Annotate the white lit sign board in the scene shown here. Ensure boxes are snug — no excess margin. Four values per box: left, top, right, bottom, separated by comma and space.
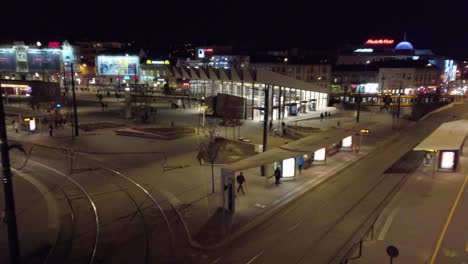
354, 48, 374, 53
198, 49, 205, 59
29, 119, 36, 132
282, 158, 295, 178
440, 151, 455, 170
314, 148, 326, 161
342, 136, 352, 148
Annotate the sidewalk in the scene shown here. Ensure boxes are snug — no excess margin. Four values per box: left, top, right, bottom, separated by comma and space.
169, 112, 402, 248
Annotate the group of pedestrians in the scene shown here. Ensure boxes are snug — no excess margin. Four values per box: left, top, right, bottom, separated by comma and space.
49, 114, 67, 137
320, 111, 332, 121
267, 120, 288, 136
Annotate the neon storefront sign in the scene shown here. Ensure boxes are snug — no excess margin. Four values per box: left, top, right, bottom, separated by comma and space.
365, 39, 395, 45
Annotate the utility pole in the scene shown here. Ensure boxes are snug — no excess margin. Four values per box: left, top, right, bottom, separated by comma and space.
397, 81, 402, 119
381, 74, 385, 95
356, 87, 361, 123
0, 78, 21, 264
261, 85, 269, 176
70, 63, 79, 136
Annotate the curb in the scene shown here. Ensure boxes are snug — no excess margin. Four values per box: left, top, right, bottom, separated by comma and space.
173, 130, 402, 250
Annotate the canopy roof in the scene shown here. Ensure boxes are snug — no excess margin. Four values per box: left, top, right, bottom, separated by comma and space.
227, 122, 374, 172
164, 66, 328, 93
413, 120, 468, 151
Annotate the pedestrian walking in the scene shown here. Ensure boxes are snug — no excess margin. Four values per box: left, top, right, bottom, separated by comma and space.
297, 156, 304, 174
274, 166, 282, 185
353, 143, 360, 156
101, 101, 105, 111
236, 172, 246, 195
281, 121, 286, 135
48, 124, 54, 137
269, 120, 273, 132
13, 120, 18, 133
320, 113, 324, 121
328, 112, 332, 119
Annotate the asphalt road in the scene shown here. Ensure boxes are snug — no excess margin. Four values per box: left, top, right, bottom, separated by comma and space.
198, 104, 468, 264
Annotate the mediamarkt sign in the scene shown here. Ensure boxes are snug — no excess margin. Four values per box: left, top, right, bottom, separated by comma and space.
365, 39, 395, 45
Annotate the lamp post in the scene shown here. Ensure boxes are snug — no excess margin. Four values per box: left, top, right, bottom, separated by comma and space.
70, 63, 79, 136
397, 81, 402, 119
356, 60, 371, 123
0, 78, 21, 264
261, 85, 269, 176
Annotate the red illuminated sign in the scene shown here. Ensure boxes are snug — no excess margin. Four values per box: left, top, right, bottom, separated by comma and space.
365, 39, 395, 45
204, 48, 213, 52
48, 42, 61, 48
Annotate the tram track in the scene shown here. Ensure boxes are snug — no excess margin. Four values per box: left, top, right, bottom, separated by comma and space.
10, 143, 180, 264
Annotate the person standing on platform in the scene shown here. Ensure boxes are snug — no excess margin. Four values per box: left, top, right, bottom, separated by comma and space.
236, 172, 246, 195
297, 156, 304, 174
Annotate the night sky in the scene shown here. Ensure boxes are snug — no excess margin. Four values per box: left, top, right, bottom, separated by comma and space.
3, 0, 468, 58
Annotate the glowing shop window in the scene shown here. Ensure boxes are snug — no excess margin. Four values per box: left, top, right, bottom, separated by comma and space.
282, 158, 295, 178
440, 151, 455, 169
342, 136, 352, 148
314, 148, 326, 161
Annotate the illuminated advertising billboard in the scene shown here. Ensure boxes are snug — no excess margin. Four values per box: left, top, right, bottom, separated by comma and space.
27, 49, 61, 72
282, 158, 296, 178
97, 55, 139, 76
440, 151, 456, 170
342, 136, 353, 148
444, 60, 457, 83
0, 49, 17, 72
314, 148, 326, 161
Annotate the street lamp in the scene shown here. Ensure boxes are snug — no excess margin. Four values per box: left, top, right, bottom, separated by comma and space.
356, 61, 371, 123
0, 78, 21, 264
397, 81, 403, 119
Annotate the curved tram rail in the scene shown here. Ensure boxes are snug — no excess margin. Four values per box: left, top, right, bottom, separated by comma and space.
12, 143, 178, 264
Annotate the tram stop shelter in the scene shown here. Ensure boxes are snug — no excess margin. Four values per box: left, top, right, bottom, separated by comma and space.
220, 122, 374, 213
413, 119, 468, 172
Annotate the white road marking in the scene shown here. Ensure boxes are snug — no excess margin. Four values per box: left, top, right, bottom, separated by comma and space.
245, 251, 264, 264
211, 256, 224, 263
378, 206, 400, 240
288, 220, 303, 232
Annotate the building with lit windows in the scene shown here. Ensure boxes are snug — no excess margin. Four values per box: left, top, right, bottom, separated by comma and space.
250, 55, 332, 91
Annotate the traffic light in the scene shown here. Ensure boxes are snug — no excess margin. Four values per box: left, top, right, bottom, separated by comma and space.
56, 103, 62, 108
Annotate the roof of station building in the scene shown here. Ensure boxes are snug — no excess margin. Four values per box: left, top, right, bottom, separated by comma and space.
164, 66, 329, 93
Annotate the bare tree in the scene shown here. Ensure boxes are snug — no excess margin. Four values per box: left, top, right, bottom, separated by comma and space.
197, 121, 219, 193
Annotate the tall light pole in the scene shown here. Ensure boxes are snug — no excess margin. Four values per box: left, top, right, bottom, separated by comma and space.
397, 80, 403, 119
261, 85, 269, 176
0, 78, 21, 264
70, 63, 79, 136
357, 60, 371, 123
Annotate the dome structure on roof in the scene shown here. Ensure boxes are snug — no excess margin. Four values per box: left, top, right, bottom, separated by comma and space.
395, 41, 414, 50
